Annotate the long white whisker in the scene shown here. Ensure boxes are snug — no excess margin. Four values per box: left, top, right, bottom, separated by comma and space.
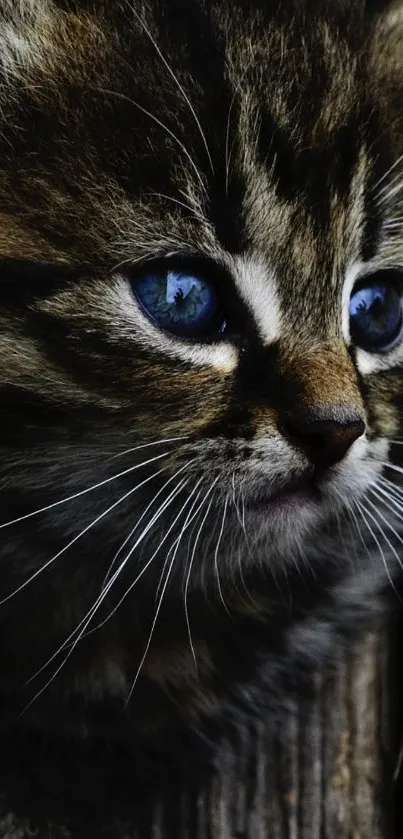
373, 152, 403, 190
125, 0, 214, 177
383, 221, 403, 231
125, 488, 204, 705
102, 457, 197, 588
359, 498, 403, 595
214, 495, 232, 618
25, 473, 192, 691
108, 435, 187, 460
355, 499, 400, 598
83, 477, 192, 636
377, 168, 403, 198
124, 485, 223, 706
345, 499, 369, 564
378, 477, 403, 500
144, 191, 205, 225
331, 488, 356, 568
154, 478, 204, 600
225, 89, 238, 197
378, 178, 403, 205
231, 474, 255, 603
378, 474, 403, 490
366, 491, 403, 564
96, 86, 206, 194
0, 449, 172, 531
372, 482, 403, 516
378, 461, 403, 481
0, 456, 171, 607
184, 480, 219, 677
231, 472, 245, 534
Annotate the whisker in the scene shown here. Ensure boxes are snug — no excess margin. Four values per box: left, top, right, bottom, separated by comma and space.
331, 488, 356, 568
125, 486, 205, 705
102, 457, 197, 588
231, 474, 255, 604
379, 461, 403, 480
359, 496, 403, 587
155, 478, 203, 600
377, 169, 403, 199
373, 482, 403, 515
378, 178, 403, 206
96, 86, 207, 195
0, 459, 170, 607
378, 474, 403, 490
373, 152, 403, 190
366, 489, 403, 548
108, 435, 187, 461
25, 473, 193, 693
367, 490, 403, 561
225, 87, 239, 197
345, 499, 370, 564
96, 483, 209, 637
125, 0, 214, 177
214, 495, 232, 618
144, 191, 205, 225
355, 499, 401, 599
383, 222, 403, 231
231, 472, 246, 537
0, 449, 172, 531
126, 486, 223, 702
184, 479, 219, 677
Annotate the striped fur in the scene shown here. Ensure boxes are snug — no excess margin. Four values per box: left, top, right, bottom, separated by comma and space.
0, 1, 402, 831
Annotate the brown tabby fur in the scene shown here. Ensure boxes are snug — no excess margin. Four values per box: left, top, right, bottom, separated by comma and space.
0, 0, 402, 835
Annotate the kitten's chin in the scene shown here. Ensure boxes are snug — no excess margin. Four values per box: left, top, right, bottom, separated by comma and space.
243, 486, 324, 544
241, 469, 366, 545
244, 476, 321, 513
242, 468, 326, 528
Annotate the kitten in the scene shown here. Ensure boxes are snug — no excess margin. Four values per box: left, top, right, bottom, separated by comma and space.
0, 0, 402, 794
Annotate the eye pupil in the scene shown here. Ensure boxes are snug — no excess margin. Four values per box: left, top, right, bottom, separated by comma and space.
174, 288, 184, 306
131, 265, 226, 338
349, 272, 402, 352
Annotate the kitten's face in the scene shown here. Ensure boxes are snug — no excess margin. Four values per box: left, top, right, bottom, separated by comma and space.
0, 0, 402, 721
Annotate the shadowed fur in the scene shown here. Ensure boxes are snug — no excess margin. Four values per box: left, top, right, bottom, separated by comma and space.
0, 0, 403, 832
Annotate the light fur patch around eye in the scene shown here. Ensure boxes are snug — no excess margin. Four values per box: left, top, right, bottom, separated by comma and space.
107, 276, 238, 371
355, 343, 403, 375
341, 260, 364, 346
228, 254, 281, 344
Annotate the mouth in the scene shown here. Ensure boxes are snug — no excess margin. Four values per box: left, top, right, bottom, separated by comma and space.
245, 472, 322, 512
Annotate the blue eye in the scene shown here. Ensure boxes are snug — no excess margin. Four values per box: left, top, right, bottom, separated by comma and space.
131, 268, 225, 338
349, 273, 403, 352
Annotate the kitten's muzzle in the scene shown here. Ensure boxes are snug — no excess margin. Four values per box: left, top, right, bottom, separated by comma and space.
281, 414, 365, 471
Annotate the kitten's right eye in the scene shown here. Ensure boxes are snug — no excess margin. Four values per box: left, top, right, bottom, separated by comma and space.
349, 270, 403, 352
130, 266, 226, 339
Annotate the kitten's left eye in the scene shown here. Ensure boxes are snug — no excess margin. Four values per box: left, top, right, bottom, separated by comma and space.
349, 271, 403, 352
131, 268, 226, 338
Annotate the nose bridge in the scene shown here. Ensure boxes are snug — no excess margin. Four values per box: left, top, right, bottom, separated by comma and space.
277, 344, 366, 470
282, 344, 364, 418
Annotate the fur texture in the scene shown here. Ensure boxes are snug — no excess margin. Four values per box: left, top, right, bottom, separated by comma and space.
0, 0, 403, 832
